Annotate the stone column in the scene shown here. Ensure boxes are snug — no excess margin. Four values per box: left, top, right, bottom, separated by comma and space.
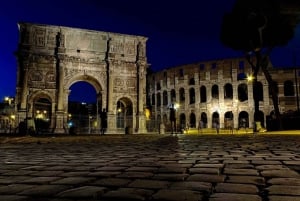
136, 63, 147, 133
17, 66, 29, 124
54, 60, 65, 134
20, 68, 29, 111
106, 66, 116, 134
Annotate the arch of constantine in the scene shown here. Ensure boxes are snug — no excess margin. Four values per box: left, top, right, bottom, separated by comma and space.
15, 22, 148, 134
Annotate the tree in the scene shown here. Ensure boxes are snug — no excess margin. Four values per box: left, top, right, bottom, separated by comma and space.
220, 0, 299, 130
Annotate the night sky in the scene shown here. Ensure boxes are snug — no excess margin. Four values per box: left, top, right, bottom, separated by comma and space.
1, 0, 300, 103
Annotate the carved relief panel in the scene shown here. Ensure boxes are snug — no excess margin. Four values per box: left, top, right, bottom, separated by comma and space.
113, 77, 136, 93
33, 27, 46, 47
28, 67, 57, 89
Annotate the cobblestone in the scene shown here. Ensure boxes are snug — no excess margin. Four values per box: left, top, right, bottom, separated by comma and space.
0, 134, 299, 200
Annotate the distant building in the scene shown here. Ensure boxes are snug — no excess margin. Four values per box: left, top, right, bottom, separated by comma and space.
147, 57, 300, 132
0, 97, 16, 133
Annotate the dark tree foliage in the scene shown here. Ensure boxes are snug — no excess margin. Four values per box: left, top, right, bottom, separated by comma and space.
221, 0, 295, 52
220, 0, 299, 130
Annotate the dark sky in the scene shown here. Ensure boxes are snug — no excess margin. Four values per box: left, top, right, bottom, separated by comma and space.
1, 0, 300, 103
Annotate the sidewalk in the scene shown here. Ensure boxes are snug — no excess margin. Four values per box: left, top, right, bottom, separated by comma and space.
184, 128, 300, 135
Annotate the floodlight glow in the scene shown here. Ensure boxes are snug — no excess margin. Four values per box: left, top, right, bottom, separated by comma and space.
247, 75, 254, 82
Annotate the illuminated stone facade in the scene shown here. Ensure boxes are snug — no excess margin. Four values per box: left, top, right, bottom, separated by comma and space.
15, 22, 148, 134
148, 57, 299, 131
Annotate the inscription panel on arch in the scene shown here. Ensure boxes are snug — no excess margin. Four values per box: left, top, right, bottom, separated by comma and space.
113, 77, 136, 93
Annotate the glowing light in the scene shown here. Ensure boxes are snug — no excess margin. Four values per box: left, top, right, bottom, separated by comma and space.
247, 74, 254, 82
145, 108, 150, 120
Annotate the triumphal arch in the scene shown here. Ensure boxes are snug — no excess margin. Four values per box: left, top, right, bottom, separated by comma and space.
15, 22, 148, 134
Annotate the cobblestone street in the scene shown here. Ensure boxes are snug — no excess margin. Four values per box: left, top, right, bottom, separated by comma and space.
0, 134, 299, 201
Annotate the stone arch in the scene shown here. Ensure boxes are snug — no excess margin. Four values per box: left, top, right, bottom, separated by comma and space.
212, 85, 219, 99
238, 111, 249, 128
238, 83, 248, 102
224, 111, 233, 129
116, 97, 133, 131
189, 112, 196, 128
189, 88, 195, 104
200, 112, 207, 128
16, 23, 148, 134
30, 91, 54, 132
179, 113, 186, 131
200, 86, 207, 103
66, 74, 103, 96
254, 110, 265, 128
212, 112, 219, 128
224, 83, 233, 99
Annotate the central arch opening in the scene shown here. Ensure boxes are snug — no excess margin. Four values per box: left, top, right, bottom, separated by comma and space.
68, 81, 102, 134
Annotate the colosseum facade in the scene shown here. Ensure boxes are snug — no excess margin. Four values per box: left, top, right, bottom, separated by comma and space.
147, 57, 299, 133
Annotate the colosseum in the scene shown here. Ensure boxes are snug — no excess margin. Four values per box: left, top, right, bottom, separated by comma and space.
147, 57, 299, 133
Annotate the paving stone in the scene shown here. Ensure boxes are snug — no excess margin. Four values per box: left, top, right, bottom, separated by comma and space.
51, 177, 95, 185
255, 165, 289, 170
125, 166, 158, 172
152, 173, 189, 181
102, 187, 154, 201
92, 178, 132, 187
187, 174, 226, 183
169, 181, 212, 192
261, 169, 299, 178
267, 178, 300, 185
227, 175, 265, 185
267, 185, 300, 196
151, 189, 203, 201
158, 167, 187, 173
44, 166, 74, 171
21, 165, 47, 170
0, 195, 29, 201
2, 170, 37, 176
283, 161, 300, 166
193, 163, 224, 168
224, 164, 254, 169
223, 160, 250, 164
57, 185, 107, 198
60, 171, 91, 177
251, 160, 282, 165
88, 170, 122, 177
20, 176, 61, 184
128, 179, 170, 189
116, 171, 154, 179
209, 193, 262, 201
95, 166, 128, 171
0, 176, 32, 184
268, 195, 300, 201
30, 170, 64, 177
18, 184, 70, 197
189, 167, 221, 174
224, 168, 259, 176
214, 183, 259, 194
0, 184, 35, 194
